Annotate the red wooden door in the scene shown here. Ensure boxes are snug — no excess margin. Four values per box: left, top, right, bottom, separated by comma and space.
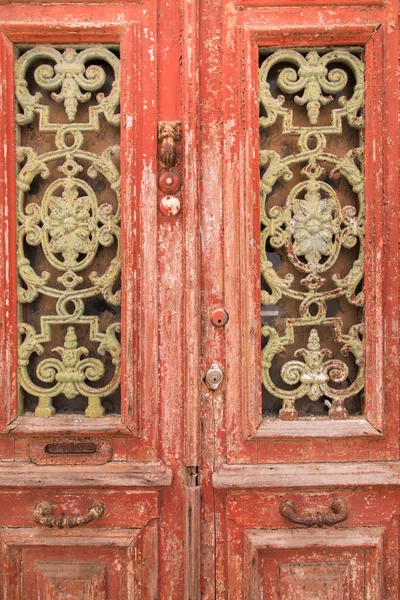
202, 0, 400, 598
0, 2, 187, 598
0, 0, 398, 598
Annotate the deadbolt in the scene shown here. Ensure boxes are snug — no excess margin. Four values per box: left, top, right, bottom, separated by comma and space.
205, 363, 224, 391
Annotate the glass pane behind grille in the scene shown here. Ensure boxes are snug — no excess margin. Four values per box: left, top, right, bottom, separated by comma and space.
259, 48, 365, 421
15, 45, 121, 417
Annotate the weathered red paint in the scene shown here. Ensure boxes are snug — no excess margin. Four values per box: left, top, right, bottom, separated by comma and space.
201, 0, 399, 598
0, 0, 396, 598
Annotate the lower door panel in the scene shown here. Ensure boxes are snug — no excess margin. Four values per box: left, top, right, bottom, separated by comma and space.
223, 489, 399, 599
1, 524, 158, 599
244, 528, 384, 599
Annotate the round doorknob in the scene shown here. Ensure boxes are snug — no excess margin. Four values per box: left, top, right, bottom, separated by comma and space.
160, 195, 181, 217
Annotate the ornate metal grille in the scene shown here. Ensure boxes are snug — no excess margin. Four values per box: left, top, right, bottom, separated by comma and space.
15, 45, 121, 418
259, 48, 365, 421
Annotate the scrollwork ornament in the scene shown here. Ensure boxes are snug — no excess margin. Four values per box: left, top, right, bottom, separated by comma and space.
259, 48, 365, 420
259, 48, 364, 130
15, 45, 122, 418
15, 45, 120, 125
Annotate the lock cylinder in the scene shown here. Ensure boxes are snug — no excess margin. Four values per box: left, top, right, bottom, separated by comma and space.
205, 363, 224, 391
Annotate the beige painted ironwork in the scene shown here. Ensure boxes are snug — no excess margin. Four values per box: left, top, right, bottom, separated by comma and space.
15, 45, 121, 417
259, 48, 365, 421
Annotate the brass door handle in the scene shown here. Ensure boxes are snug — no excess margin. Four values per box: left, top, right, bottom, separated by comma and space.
33, 500, 105, 528
279, 498, 348, 528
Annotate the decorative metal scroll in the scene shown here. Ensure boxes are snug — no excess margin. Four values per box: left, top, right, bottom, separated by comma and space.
15, 46, 121, 417
259, 49, 365, 420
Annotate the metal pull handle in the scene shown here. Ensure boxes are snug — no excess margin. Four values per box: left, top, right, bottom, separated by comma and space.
158, 121, 181, 168
279, 498, 348, 528
33, 500, 105, 529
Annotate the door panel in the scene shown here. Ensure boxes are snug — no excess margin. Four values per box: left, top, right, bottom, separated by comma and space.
0, 16, 158, 442
1, 524, 158, 599
244, 529, 384, 599
225, 491, 399, 598
220, 18, 393, 461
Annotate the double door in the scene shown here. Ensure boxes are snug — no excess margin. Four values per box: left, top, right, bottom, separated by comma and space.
0, 0, 398, 597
